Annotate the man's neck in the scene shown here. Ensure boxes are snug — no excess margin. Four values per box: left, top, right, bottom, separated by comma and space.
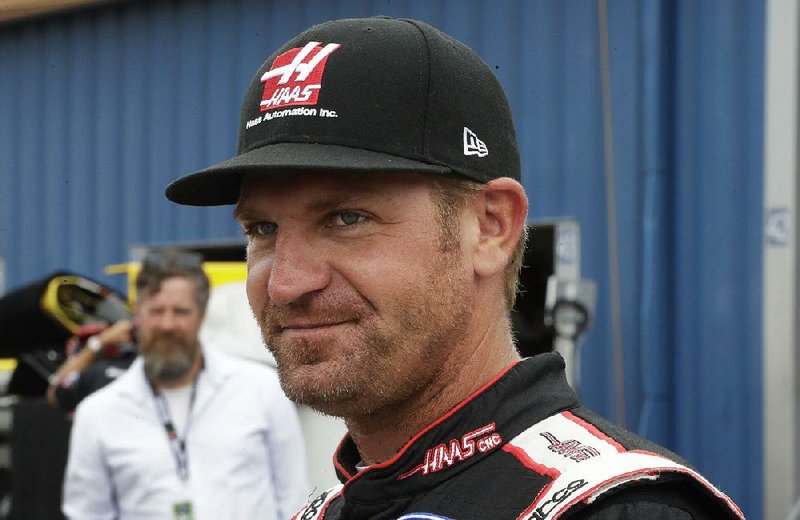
347, 335, 520, 466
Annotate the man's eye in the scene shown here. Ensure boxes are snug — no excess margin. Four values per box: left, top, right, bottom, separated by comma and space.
250, 222, 277, 236
333, 212, 365, 226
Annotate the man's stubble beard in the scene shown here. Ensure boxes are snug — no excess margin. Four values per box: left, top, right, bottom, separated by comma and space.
261, 247, 473, 420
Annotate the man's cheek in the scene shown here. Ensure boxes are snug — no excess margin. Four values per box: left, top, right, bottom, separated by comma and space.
245, 269, 269, 313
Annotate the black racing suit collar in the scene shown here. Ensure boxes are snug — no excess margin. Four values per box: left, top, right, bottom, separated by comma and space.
331, 353, 578, 515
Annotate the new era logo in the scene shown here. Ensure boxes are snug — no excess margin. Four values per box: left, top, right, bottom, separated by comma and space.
260, 41, 341, 112
463, 127, 488, 157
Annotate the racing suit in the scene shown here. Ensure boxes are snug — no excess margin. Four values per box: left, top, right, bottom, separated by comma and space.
293, 353, 743, 520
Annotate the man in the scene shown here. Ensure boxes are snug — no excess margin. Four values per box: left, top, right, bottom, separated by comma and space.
62, 250, 309, 519
46, 319, 137, 414
165, 17, 743, 519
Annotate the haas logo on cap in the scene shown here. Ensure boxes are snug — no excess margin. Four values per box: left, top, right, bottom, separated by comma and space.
260, 42, 341, 112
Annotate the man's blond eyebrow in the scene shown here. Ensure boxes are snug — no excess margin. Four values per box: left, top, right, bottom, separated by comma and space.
306, 189, 384, 213
232, 204, 256, 223
233, 184, 386, 221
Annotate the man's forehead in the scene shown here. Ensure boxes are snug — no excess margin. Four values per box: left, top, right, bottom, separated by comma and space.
235, 171, 432, 216
139, 277, 195, 299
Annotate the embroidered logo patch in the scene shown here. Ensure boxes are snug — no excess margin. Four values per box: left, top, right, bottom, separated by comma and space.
540, 431, 600, 462
463, 127, 488, 157
399, 423, 502, 479
260, 42, 341, 112
291, 485, 342, 520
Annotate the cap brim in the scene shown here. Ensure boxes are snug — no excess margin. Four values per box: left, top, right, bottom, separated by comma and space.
165, 142, 453, 206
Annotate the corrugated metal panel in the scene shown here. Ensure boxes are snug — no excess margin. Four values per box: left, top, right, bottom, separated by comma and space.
672, 0, 764, 513
0, 0, 763, 516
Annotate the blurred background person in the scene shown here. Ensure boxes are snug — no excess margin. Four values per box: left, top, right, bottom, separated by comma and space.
46, 319, 137, 414
62, 249, 309, 519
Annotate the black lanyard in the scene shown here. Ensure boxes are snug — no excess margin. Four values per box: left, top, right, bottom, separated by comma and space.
151, 380, 199, 482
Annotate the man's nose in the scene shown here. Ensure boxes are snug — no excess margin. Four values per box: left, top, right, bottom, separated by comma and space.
267, 233, 331, 305
157, 311, 179, 331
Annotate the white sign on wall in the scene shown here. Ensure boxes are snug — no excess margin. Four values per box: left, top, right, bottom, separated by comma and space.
765, 207, 791, 247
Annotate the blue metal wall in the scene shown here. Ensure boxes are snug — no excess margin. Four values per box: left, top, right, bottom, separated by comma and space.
0, 0, 764, 516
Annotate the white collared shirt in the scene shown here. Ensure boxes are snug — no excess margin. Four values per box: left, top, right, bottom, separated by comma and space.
62, 347, 309, 520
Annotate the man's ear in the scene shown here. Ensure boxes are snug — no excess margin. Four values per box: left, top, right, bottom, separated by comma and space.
471, 178, 528, 278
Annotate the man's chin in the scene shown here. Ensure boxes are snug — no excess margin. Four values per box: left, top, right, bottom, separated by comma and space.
143, 344, 198, 385
276, 364, 362, 416
145, 359, 193, 385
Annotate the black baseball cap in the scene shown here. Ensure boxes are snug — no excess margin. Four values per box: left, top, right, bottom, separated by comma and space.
165, 16, 520, 206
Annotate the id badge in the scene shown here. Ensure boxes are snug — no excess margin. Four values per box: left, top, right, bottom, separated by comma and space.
173, 501, 194, 520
